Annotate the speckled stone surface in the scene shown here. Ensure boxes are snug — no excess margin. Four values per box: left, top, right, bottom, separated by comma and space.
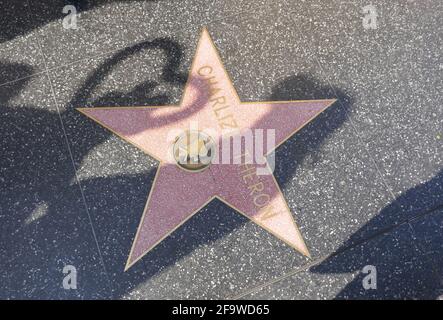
1, 0, 441, 299
0, 1, 44, 84
0, 71, 109, 299
272, 0, 443, 215
28, 0, 269, 69
242, 209, 443, 299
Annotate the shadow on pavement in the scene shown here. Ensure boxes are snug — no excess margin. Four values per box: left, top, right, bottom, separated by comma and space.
311, 169, 443, 299
0, 37, 351, 298
1, 0, 158, 44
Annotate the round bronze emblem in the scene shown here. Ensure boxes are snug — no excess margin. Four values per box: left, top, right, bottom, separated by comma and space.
173, 130, 215, 172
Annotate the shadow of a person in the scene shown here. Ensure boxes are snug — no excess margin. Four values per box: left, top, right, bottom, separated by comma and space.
1, 53, 352, 298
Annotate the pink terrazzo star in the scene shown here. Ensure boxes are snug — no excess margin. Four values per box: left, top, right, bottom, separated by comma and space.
78, 28, 336, 270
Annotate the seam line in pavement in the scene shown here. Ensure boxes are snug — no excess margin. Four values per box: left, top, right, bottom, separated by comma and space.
25, 0, 113, 298
231, 202, 443, 299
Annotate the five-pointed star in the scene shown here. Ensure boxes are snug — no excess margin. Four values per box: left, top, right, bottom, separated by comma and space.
77, 28, 336, 270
